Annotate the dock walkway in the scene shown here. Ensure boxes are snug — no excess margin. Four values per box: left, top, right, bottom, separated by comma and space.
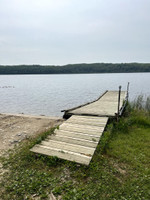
31, 90, 127, 165
64, 90, 126, 117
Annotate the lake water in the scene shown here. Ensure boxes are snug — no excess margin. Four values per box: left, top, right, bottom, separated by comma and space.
0, 73, 150, 117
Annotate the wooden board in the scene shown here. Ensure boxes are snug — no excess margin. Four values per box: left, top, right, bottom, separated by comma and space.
31, 145, 92, 165
66, 115, 107, 126
54, 130, 100, 141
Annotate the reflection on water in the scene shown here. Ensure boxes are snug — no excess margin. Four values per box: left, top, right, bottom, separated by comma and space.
0, 73, 150, 116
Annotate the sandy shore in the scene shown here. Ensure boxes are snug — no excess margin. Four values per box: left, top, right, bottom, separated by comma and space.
0, 113, 63, 156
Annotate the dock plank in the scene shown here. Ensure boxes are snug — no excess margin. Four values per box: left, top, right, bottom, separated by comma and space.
60, 123, 104, 131
58, 125, 104, 136
41, 140, 95, 155
66, 116, 108, 126
31, 145, 91, 165
68, 115, 108, 122
54, 130, 100, 141
47, 135, 98, 148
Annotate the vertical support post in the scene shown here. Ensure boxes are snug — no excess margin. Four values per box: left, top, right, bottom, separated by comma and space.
117, 86, 122, 121
127, 82, 130, 101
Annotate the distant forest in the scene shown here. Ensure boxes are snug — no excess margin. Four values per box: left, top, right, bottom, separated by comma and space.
0, 63, 150, 74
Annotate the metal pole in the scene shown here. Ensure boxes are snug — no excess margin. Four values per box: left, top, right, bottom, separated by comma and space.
127, 82, 130, 101
117, 86, 121, 121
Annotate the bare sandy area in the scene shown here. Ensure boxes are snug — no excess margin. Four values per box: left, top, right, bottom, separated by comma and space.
0, 113, 63, 156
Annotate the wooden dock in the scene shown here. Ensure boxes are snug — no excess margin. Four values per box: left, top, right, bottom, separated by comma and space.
31, 90, 127, 165
63, 90, 126, 118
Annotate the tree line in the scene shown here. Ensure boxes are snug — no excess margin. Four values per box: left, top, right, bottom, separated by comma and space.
0, 63, 150, 74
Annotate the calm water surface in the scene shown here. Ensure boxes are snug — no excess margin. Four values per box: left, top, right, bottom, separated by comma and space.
0, 73, 150, 117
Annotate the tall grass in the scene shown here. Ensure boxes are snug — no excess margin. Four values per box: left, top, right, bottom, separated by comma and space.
131, 95, 150, 113
145, 96, 150, 112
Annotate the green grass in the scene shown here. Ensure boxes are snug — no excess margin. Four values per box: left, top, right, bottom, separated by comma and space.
0, 103, 150, 200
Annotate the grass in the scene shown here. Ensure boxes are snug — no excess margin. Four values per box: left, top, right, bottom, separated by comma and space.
0, 100, 150, 200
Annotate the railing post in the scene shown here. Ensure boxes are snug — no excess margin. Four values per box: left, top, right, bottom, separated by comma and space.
127, 82, 130, 101
117, 86, 122, 121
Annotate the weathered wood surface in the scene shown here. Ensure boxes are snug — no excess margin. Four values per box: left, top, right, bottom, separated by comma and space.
65, 91, 126, 117
31, 115, 108, 165
31, 90, 127, 165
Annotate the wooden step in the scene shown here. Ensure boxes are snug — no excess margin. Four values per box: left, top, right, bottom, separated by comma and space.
31, 144, 91, 165
54, 129, 100, 142
41, 140, 95, 156
47, 135, 98, 148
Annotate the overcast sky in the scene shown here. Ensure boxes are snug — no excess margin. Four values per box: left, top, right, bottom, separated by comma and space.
0, 0, 150, 65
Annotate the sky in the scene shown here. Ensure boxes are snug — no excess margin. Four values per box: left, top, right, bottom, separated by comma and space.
0, 0, 150, 65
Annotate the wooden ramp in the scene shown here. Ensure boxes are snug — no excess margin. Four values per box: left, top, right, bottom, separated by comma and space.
31, 115, 108, 165
31, 90, 127, 165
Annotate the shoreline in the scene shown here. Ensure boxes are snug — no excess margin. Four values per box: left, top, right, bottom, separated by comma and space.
0, 112, 61, 120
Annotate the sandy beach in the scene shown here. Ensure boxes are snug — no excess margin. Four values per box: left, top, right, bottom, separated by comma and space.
0, 113, 63, 156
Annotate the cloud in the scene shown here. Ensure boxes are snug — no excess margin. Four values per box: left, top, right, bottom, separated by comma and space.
0, 0, 150, 64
